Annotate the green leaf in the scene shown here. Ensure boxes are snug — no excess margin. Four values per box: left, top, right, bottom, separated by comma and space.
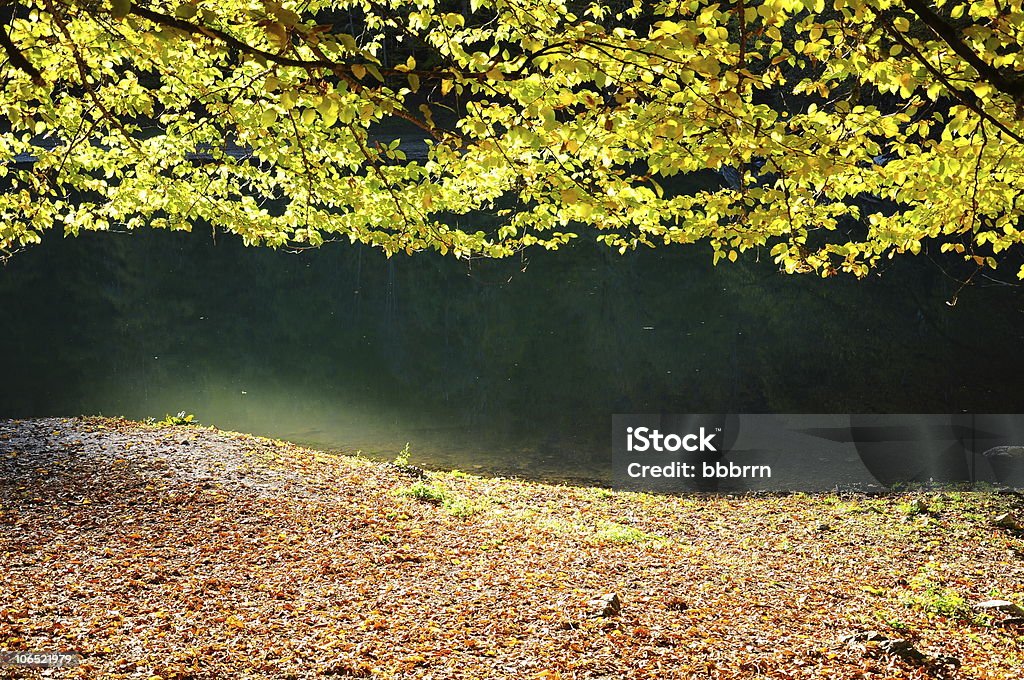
109, 0, 131, 19
174, 3, 197, 19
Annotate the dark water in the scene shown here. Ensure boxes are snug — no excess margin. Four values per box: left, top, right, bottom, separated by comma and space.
2, 227, 1024, 483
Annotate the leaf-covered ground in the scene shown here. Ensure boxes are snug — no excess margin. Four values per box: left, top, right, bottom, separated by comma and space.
1, 417, 1022, 679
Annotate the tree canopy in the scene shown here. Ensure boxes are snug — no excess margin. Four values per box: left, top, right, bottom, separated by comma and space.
4, 0, 1024, 277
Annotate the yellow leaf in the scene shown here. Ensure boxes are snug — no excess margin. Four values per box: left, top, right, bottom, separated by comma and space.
972, 82, 994, 98
317, 97, 338, 127
351, 64, 367, 80
265, 23, 288, 49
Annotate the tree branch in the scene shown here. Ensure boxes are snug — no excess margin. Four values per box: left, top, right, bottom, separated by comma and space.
0, 17, 43, 85
48, 1, 144, 153
128, 5, 477, 84
902, 0, 1024, 102
130, 5, 332, 71
880, 15, 1024, 144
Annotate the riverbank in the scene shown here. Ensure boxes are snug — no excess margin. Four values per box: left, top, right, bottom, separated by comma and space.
1, 417, 1022, 679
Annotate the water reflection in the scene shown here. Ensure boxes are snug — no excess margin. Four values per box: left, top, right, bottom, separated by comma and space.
2, 228, 1023, 484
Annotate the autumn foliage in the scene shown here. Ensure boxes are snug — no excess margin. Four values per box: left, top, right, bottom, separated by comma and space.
3, 1, 1024, 277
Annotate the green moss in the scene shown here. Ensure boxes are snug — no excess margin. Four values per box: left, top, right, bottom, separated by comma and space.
591, 521, 663, 545
397, 480, 451, 505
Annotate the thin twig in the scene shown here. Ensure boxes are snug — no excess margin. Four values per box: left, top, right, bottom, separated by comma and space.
880, 14, 1024, 144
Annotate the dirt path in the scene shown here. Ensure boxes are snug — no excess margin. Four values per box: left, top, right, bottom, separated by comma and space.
1, 417, 1022, 679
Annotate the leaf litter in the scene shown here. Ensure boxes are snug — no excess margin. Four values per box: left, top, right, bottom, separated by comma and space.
1, 417, 1022, 679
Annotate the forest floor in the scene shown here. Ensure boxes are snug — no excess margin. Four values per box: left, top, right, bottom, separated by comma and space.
1, 417, 1022, 680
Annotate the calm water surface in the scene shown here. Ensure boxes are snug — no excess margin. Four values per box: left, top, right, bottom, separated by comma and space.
3, 228, 1024, 483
